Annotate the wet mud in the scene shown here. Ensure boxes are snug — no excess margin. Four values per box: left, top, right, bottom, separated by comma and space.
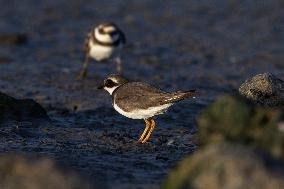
0, 0, 284, 188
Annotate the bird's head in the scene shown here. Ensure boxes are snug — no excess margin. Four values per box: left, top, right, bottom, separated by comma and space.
94, 22, 121, 43
98, 74, 128, 95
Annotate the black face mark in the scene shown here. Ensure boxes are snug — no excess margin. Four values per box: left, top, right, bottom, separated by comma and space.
109, 31, 119, 37
104, 79, 117, 88
98, 25, 118, 35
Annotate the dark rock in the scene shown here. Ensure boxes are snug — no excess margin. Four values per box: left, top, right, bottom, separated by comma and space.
0, 91, 49, 124
0, 34, 28, 45
0, 57, 12, 64
197, 95, 284, 161
162, 143, 284, 189
239, 73, 284, 106
0, 154, 93, 189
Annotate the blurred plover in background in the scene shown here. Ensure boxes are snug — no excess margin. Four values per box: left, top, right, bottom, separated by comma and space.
77, 22, 126, 79
98, 74, 198, 144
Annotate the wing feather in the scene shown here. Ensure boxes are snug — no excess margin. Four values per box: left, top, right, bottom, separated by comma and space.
113, 82, 169, 111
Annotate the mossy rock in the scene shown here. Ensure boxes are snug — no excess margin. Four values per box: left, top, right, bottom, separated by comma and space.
0, 92, 49, 124
162, 143, 284, 189
0, 154, 93, 189
197, 95, 284, 161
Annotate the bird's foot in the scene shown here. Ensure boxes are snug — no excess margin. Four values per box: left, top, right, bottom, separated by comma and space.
76, 71, 87, 80
137, 119, 156, 144
137, 138, 148, 144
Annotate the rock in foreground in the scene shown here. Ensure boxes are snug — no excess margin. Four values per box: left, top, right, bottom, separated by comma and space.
0, 155, 93, 189
197, 95, 284, 161
162, 143, 284, 189
239, 73, 284, 106
0, 91, 49, 124
0, 34, 27, 45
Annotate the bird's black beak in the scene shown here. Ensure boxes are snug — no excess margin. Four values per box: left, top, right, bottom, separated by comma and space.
110, 31, 118, 37
97, 84, 104, 89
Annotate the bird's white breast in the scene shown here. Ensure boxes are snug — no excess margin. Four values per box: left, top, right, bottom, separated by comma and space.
89, 41, 115, 61
113, 102, 173, 119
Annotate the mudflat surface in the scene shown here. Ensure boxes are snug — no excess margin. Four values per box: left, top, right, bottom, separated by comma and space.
0, 0, 284, 188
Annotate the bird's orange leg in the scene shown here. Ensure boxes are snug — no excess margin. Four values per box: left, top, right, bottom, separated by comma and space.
114, 57, 122, 74
141, 119, 156, 144
138, 119, 150, 143
77, 54, 90, 80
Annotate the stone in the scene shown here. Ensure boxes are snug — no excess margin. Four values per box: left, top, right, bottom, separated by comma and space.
239, 73, 284, 106
162, 143, 284, 189
0, 34, 27, 45
0, 91, 49, 124
197, 95, 284, 161
0, 155, 93, 189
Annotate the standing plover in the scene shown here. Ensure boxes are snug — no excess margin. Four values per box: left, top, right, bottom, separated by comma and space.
98, 74, 198, 144
77, 22, 126, 79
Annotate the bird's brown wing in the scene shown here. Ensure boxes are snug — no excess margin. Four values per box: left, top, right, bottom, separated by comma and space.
114, 83, 198, 112
113, 82, 170, 112
163, 90, 198, 103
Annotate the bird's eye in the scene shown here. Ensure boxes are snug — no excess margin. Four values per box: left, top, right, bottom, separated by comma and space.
98, 27, 104, 34
105, 79, 116, 87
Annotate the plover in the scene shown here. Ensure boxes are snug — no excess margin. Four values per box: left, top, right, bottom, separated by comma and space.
98, 74, 198, 144
77, 22, 126, 79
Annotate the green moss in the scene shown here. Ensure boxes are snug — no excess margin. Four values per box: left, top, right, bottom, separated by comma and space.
197, 96, 284, 161
162, 143, 284, 189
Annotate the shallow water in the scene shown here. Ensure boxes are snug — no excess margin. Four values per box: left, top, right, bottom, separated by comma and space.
0, 0, 284, 188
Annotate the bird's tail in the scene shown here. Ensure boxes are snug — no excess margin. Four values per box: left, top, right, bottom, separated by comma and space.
164, 90, 199, 103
